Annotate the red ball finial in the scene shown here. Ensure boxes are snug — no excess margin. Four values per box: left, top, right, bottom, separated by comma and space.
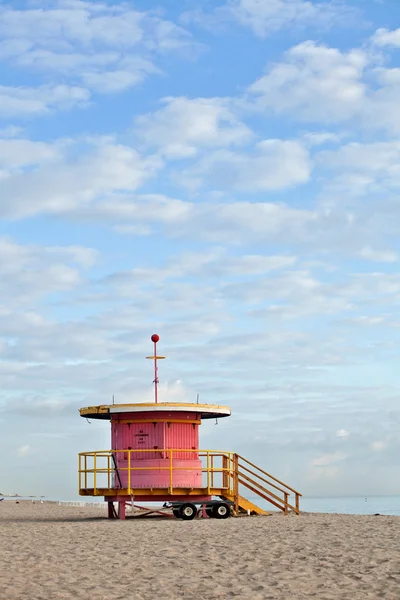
151, 334, 160, 343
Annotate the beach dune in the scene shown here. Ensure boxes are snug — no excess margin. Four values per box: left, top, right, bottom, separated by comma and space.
1, 501, 399, 599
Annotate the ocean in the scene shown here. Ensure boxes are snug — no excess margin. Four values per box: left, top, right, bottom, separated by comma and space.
251, 494, 400, 516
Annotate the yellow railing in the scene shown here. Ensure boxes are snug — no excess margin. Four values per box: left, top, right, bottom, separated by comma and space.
78, 449, 235, 495
234, 454, 301, 515
78, 449, 301, 514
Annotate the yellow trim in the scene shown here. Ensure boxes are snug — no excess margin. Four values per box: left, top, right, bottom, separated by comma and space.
169, 453, 173, 493
80, 487, 226, 497
145, 356, 166, 359
110, 418, 201, 425
80, 405, 110, 416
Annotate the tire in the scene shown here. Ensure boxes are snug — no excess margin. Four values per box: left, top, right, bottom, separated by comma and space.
179, 503, 198, 520
212, 502, 230, 519
172, 508, 180, 518
205, 507, 214, 518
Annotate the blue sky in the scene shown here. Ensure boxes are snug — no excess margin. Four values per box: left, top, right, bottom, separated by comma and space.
1, 0, 400, 500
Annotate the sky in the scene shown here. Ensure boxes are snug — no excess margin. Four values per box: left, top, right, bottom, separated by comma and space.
0, 0, 400, 501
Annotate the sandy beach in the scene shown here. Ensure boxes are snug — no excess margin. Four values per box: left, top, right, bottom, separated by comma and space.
0, 501, 399, 600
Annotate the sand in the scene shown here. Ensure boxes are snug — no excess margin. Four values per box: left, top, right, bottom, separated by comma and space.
0, 501, 399, 600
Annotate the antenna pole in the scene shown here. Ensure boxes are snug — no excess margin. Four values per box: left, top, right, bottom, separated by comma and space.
153, 337, 159, 404
146, 334, 165, 404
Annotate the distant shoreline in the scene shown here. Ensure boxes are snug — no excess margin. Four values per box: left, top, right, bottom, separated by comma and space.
0, 495, 45, 498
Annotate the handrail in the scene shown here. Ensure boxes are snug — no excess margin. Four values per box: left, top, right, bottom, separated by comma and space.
79, 448, 235, 455
224, 460, 299, 514
237, 474, 298, 514
237, 471, 290, 506
236, 454, 302, 496
238, 463, 290, 495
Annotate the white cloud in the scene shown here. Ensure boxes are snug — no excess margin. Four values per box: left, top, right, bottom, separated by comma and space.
0, 138, 63, 171
375, 67, 400, 87
0, 126, 23, 138
0, 138, 161, 219
3, 136, 395, 267
248, 41, 368, 123
72, 194, 317, 244
0, 237, 94, 273
311, 451, 347, 467
10, 399, 73, 418
66, 191, 389, 263
135, 96, 253, 158
0, 84, 90, 117
225, 0, 348, 37
344, 316, 386, 327
358, 247, 398, 264
96, 194, 193, 226
103, 251, 297, 286
371, 441, 386, 452
0, 1, 194, 95
178, 139, 311, 191
319, 141, 400, 182
246, 37, 400, 133
318, 141, 400, 199
183, 0, 354, 37
240, 270, 353, 319
0, 237, 97, 305
336, 429, 350, 438
81, 57, 157, 93
372, 28, 400, 48
190, 200, 315, 240
302, 131, 344, 147
17, 444, 31, 458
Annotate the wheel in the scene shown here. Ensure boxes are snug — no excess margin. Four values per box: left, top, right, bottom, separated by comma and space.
179, 503, 198, 520
172, 508, 180, 518
212, 502, 231, 519
205, 506, 214, 518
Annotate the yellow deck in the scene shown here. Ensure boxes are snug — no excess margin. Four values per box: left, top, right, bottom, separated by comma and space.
80, 487, 227, 497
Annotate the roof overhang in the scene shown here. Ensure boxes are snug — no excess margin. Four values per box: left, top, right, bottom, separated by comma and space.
79, 402, 231, 420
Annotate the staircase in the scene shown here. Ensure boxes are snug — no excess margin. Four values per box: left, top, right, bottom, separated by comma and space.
220, 453, 301, 515
220, 493, 270, 515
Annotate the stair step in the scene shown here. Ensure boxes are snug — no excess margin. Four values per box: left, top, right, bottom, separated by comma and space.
220, 494, 269, 516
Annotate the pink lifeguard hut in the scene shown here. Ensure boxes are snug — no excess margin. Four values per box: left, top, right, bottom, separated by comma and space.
78, 335, 301, 520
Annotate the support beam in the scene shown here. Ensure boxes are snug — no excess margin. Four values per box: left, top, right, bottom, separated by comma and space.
118, 501, 126, 520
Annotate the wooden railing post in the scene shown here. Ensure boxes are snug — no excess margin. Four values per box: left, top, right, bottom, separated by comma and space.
222, 454, 228, 489
169, 450, 173, 494
128, 449, 131, 492
93, 452, 97, 494
296, 493, 300, 514
284, 492, 289, 515
233, 454, 239, 515
206, 451, 210, 494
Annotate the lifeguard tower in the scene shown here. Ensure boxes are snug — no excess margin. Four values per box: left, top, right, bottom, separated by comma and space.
78, 335, 301, 519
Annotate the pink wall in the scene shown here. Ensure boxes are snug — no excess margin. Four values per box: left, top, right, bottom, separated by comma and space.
111, 410, 202, 489
111, 411, 200, 457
